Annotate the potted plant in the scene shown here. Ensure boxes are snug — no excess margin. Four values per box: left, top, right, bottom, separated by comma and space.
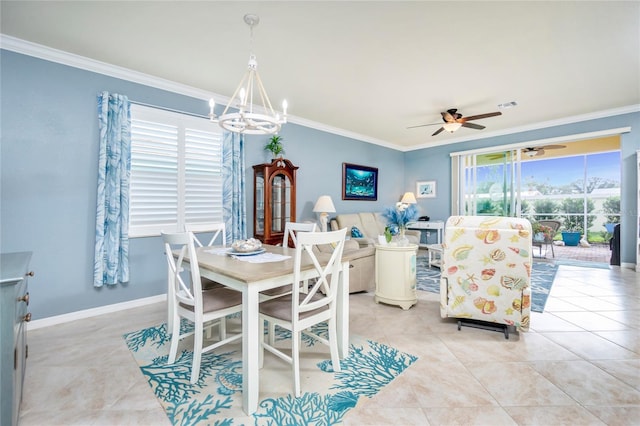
532, 222, 553, 243
264, 135, 285, 159
561, 226, 582, 246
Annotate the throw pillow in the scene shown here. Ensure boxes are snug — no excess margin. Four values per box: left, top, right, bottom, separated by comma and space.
351, 226, 363, 238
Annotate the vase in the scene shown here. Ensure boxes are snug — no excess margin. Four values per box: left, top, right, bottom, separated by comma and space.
397, 227, 409, 246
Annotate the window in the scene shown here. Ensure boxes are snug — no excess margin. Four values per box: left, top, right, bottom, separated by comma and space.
129, 104, 223, 237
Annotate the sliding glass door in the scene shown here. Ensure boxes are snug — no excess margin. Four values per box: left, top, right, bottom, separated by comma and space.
458, 149, 523, 217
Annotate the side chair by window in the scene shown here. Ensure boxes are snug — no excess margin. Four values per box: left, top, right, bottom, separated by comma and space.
259, 228, 347, 397
185, 222, 227, 247
162, 231, 242, 384
185, 222, 227, 290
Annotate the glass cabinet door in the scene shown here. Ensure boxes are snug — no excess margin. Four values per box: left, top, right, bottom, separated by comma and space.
270, 173, 291, 234
255, 171, 265, 235
253, 158, 297, 245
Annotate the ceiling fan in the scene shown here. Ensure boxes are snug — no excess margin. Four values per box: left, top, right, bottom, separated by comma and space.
522, 144, 566, 157
487, 144, 566, 160
407, 108, 502, 136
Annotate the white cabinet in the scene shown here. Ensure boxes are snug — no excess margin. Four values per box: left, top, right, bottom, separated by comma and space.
374, 244, 418, 310
1, 252, 32, 426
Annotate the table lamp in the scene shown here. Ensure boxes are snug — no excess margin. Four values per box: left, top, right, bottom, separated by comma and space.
313, 195, 336, 232
400, 191, 417, 205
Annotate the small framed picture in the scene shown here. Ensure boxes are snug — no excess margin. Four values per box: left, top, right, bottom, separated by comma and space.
416, 180, 436, 198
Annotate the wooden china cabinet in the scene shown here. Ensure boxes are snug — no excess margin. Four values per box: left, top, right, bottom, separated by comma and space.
253, 158, 298, 245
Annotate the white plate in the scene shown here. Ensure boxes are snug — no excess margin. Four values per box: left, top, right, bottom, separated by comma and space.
227, 248, 266, 256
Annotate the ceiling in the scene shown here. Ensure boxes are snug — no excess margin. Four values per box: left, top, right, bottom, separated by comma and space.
1, 1, 639, 151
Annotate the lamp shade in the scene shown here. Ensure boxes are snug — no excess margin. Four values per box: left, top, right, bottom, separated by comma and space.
400, 192, 417, 204
313, 195, 336, 213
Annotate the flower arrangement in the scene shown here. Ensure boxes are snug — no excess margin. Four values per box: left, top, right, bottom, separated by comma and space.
532, 222, 554, 241
383, 202, 419, 236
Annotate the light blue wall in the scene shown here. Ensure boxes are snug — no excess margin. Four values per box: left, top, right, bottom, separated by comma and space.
0, 50, 404, 319
1, 50, 637, 321
404, 112, 640, 263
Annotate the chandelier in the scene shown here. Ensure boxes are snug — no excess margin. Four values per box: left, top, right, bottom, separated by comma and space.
208, 14, 287, 135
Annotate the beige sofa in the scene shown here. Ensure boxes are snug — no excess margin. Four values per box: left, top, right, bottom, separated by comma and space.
316, 239, 375, 293
330, 212, 421, 247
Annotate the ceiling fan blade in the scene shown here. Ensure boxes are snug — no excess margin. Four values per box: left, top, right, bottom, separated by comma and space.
406, 122, 442, 129
432, 127, 445, 136
461, 122, 485, 130
459, 111, 502, 122
541, 144, 565, 150
538, 148, 546, 156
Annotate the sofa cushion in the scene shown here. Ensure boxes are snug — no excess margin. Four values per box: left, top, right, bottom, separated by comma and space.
332, 212, 422, 246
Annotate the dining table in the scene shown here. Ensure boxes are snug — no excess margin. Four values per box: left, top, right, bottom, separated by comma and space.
174, 243, 352, 415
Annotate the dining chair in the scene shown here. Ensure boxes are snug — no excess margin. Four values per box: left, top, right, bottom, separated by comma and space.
282, 221, 317, 248
162, 231, 242, 384
259, 228, 347, 397
185, 222, 228, 290
260, 221, 317, 301
185, 222, 227, 247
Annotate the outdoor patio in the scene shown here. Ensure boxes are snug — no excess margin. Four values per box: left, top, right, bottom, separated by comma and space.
533, 242, 612, 264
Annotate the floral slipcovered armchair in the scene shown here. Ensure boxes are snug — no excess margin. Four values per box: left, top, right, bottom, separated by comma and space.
440, 216, 532, 335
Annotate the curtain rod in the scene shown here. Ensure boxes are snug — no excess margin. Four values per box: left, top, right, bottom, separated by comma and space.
129, 100, 210, 120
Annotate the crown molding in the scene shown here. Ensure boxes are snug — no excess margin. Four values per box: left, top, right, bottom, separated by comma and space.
406, 104, 640, 152
2, 34, 637, 153
0, 34, 390, 147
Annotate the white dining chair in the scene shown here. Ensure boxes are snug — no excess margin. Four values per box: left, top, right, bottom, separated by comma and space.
282, 221, 317, 247
259, 228, 347, 397
185, 222, 228, 291
185, 222, 227, 247
260, 222, 318, 302
162, 231, 242, 384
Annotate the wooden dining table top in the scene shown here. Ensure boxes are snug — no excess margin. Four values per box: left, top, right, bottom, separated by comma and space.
190, 243, 357, 284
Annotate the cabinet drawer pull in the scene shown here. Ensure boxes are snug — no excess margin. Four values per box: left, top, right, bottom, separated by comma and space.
26, 271, 35, 277
18, 292, 30, 305
23, 312, 32, 322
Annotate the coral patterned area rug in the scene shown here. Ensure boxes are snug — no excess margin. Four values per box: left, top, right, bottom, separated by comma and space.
123, 319, 417, 425
416, 256, 558, 313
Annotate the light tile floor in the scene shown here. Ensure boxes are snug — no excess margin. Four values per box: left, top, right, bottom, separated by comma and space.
19, 264, 639, 425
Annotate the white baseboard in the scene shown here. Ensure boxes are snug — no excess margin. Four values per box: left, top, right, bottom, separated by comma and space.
27, 294, 167, 330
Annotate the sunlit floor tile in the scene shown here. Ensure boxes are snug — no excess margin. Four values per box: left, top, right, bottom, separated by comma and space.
18, 264, 640, 426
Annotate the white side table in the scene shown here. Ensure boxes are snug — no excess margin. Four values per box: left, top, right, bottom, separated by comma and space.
426, 244, 443, 269
374, 244, 418, 310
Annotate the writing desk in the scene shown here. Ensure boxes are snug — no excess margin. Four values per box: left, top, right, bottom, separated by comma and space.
408, 221, 445, 246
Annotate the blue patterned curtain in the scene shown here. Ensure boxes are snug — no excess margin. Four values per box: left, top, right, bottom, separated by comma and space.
94, 92, 131, 287
222, 132, 247, 242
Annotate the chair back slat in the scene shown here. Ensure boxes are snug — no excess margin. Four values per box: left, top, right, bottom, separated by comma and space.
283, 222, 317, 248
185, 222, 227, 247
293, 228, 346, 315
162, 231, 203, 309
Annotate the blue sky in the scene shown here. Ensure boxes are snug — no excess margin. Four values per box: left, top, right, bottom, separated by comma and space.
522, 152, 620, 187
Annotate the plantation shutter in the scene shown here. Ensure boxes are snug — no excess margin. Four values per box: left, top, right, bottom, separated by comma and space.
129, 104, 222, 237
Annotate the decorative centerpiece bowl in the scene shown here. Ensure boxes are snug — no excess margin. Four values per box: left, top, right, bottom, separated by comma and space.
231, 238, 262, 253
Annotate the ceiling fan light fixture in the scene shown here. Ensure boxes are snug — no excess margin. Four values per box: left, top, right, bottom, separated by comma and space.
525, 150, 538, 158
443, 122, 462, 133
